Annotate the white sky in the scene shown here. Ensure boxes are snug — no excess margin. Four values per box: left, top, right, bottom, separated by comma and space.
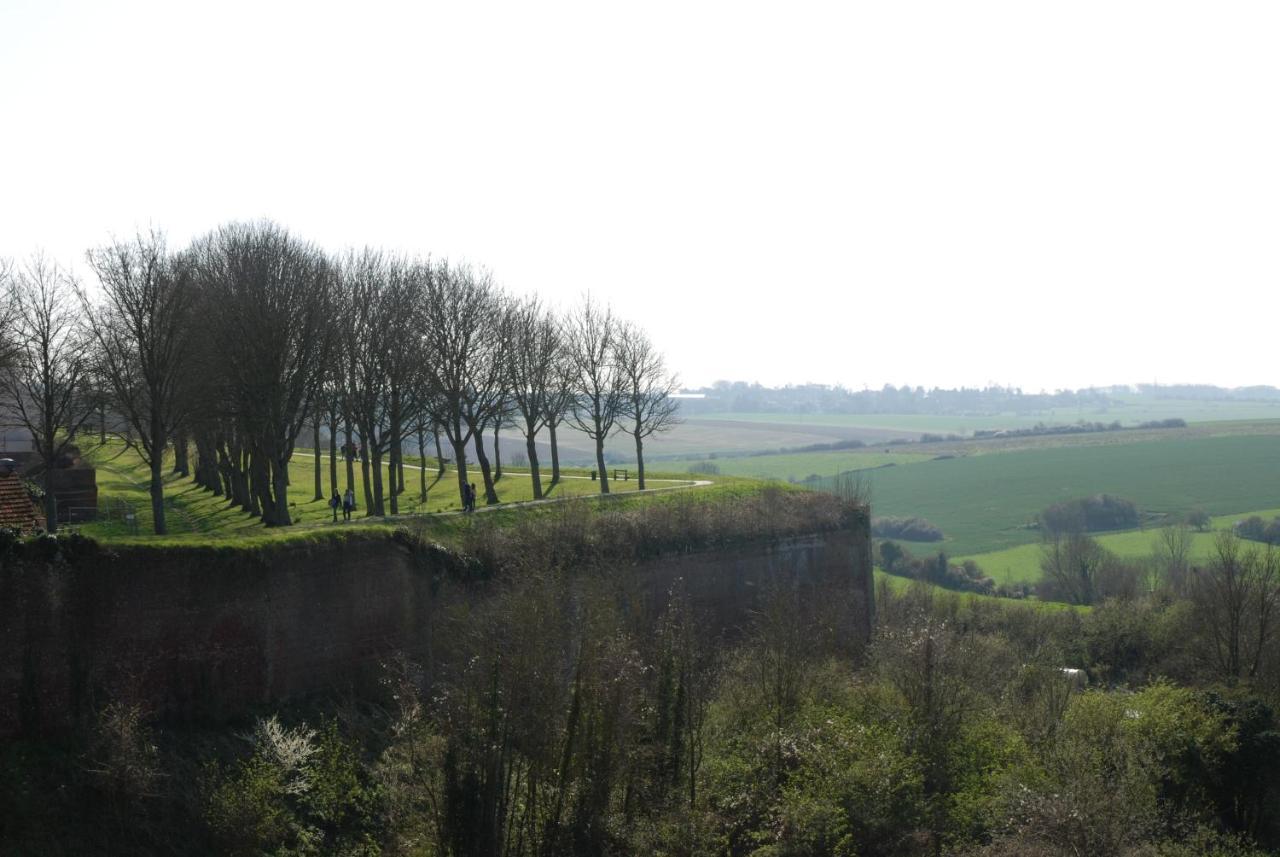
1, 1, 1277, 392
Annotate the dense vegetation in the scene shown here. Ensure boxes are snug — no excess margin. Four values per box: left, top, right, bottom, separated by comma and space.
1039, 494, 1140, 536
7, 551, 1280, 856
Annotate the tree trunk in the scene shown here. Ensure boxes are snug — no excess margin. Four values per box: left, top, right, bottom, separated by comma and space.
634, 425, 646, 491
451, 436, 470, 508
360, 441, 374, 515
43, 449, 57, 533
390, 388, 404, 498
328, 417, 338, 498
269, 456, 292, 526
244, 449, 261, 518
595, 433, 610, 494
473, 429, 499, 504
434, 426, 446, 476
371, 448, 385, 516
525, 422, 543, 500
148, 451, 167, 534
493, 423, 502, 481
344, 420, 355, 494
312, 419, 323, 501
151, 412, 168, 534
417, 426, 428, 502
548, 420, 561, 484
387, 453, 396, 515
173, 432, 189, 477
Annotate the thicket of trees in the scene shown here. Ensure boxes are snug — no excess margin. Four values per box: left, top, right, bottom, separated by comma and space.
0, 222, 680, 532
9, 515, 1280, 856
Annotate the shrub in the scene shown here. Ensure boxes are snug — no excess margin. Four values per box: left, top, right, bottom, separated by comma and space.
1186, 508, 1212, 531
871, 516, 944, 542
877, 540, 996, 595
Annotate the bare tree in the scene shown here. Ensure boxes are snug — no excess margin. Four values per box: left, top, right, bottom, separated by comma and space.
1151, 523, 1193, 594
0, 257, 19, 371
193, 221, 335, 526
564, 295, 622, 494
337, 249, 393, 516
613, 320, 680, 490
419, 260, 507, 507
383, 258, 429, 514
0, 254, 97, 531
83, 230, 198, 535
541, 343, 575, 486
1039, 531, 1109, 605
1191, 531, 1280, 680
505, 296, 560, 499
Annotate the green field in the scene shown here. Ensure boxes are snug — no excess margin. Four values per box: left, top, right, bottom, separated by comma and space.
653, 450, 932, 480
954, 507, 1280, 586
833, 433, 1280, 557
80, 442, 697, 544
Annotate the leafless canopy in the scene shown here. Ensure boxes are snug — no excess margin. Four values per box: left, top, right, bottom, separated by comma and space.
83, 230, 199, 534
0, 254, 97, 530
613, 320, 680, 489
505, 295, 561, 499
192, 221, 336, 526
564, 295, 623, 494
419, 260, 507, 506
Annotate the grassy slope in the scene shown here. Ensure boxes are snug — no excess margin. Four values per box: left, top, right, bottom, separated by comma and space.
79, 441, 698, 545
848, 433, 1280, 557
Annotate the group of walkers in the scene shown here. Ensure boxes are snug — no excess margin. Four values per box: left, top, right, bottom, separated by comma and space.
328, 487, 357, 522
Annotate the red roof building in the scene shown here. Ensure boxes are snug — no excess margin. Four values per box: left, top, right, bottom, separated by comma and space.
0, 470, 44, 533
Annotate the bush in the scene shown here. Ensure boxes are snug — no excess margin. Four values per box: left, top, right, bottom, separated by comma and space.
877, 540, 996, 595
1186, 509, 1212, 531
203, 717, 382, 856
1234, 515, 1280, 545
1040, 494, 1139, 536
871, 516, 944, 541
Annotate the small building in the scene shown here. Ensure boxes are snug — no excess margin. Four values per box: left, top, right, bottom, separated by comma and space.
0, 464, 45, 533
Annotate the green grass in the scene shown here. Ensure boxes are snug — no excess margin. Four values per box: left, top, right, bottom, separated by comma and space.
955, 508, 1280, 586
650, 450, 932, 481
78, 441, 700, 545
827, 434, 1280, 558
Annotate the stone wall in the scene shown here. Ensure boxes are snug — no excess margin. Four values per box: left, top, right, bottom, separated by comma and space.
0, 525, 871, 737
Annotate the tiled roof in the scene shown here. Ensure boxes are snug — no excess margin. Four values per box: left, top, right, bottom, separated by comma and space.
0, 472, 42, 532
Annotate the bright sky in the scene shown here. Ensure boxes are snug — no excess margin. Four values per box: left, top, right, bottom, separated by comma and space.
2, 1, 1276, 392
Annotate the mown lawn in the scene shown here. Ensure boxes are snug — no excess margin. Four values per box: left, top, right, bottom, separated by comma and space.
78, 441, 698, 544
834, 434, 1280, 557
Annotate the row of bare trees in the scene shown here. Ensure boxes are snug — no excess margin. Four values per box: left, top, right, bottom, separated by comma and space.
0, 220, 680, 533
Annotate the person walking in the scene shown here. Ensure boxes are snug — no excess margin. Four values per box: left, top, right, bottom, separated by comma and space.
343, 487, 355, 521
329, 491, 340, 523
469, 482, 479, 512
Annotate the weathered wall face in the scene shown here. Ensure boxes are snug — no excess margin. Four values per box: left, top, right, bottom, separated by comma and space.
0, 526, 871, 738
